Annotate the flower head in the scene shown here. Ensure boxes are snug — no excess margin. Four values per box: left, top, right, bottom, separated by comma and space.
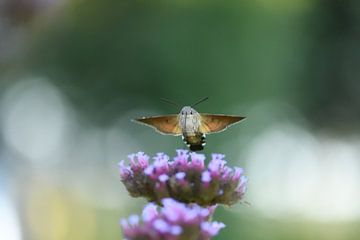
121, 198, 225, 240
119, 150, 247, 206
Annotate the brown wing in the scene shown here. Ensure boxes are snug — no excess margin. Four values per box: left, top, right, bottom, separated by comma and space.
133, 114, 182, 136
199, 114, 245, 134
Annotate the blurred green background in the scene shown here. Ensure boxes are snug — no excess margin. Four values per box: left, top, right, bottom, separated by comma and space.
1, 0, 360, 239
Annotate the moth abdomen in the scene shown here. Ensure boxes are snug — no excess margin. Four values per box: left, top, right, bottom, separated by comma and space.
182, 134, 206, 152
189, 144, 204, 151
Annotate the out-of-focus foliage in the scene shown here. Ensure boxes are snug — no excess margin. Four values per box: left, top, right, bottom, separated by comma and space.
1, 0, 360, 240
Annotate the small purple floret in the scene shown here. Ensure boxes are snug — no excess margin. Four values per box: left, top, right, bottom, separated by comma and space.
175, 172, 186, 180
232, 167, 243, 182
153, 219, 170, 233
201, 221, 226, 237
159, 174, 169, 182
201, 171, 211, 184
142, 203, 158, 222
190, 152, 205, 171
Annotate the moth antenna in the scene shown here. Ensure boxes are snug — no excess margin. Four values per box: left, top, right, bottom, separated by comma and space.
191, 97, 209, 107
160, 98, 179, 108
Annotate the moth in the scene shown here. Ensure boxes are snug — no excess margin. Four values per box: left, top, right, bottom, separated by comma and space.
133, 97, 245, 151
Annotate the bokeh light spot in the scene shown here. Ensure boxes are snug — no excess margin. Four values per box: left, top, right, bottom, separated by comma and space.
0, 78, 70, 165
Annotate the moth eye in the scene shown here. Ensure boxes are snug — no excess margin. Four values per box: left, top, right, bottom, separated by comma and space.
190, 111, 193, 115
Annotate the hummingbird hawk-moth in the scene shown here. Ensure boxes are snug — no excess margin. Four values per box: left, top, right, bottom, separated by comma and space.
133, 98, 245, 151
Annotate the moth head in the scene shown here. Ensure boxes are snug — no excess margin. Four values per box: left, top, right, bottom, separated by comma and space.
180, 106, 198, 116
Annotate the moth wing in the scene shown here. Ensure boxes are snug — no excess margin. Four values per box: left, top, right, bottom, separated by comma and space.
199, 114, 245, 134
133, 114, 182, 136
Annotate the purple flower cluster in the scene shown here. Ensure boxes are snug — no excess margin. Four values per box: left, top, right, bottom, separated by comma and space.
121, 198, 225, 240
119, 149, 248, 239
119, 150, 247, 206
